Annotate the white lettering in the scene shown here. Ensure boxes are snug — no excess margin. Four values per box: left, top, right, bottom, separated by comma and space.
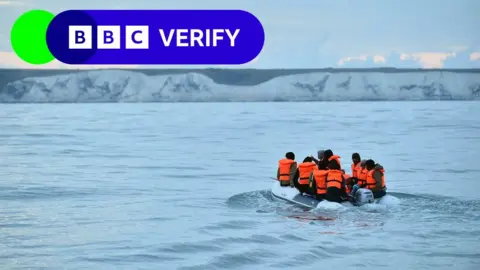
68, 25, 150, 49
159, 29, 175, 47
125, 26, 149, 49
225, 29, 240, 47
68, 25, 92, 49
157, 29, 240, 47
176, 29, 189, 47
97, 26, 121, 49
205, 29, 210, 47
190, 29, 203, 47
212, 29, 224, 47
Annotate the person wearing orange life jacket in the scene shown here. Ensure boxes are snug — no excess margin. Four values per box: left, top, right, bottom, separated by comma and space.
325, 150, 342, 170
296, 156, 317, 194
349, 160, 368, 198
312, 149, 335, 171
351, 153, 361, 178
309, 167, 328, 200
307, 150, 328, 196
325, 159, 349, 203
364, 159, 387, 199
322, 149, 333, 167
342, 169, 352, 194
326, 152, 350, 199
277, 152, 298, 187
345, 153, 361, 195
356, 160, 368, 188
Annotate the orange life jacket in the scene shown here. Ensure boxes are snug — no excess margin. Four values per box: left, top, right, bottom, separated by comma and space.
278, 158, 296, 185
328, 155, 342, 169
357, 168, 368, 187
351, 162, 361, 177
326, 169, 344, 189
297, 162, 317, 185
343, 173, 352, 193
312, 170, 328, 195
366, 167, 386, 190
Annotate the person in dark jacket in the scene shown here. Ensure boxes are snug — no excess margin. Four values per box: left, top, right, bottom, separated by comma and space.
310, 149, 325, 168
323, 149, 333, 160
323, 149, 334, 167
312, 149, 333, 170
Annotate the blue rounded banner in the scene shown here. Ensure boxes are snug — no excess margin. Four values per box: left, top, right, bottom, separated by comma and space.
46, 10, 265, 65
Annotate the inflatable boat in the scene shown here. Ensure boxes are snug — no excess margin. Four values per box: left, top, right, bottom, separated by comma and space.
270, 181, 391, 209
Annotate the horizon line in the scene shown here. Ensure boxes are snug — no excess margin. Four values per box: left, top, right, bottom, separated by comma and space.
1, 67, 480, 71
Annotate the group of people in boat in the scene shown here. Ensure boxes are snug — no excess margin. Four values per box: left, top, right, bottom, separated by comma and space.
277, 149, 387, 203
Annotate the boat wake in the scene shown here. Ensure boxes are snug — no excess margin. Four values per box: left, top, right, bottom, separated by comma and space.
226, 186, 478, 224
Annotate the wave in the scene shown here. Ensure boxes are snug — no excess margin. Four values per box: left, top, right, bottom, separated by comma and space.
1, 69, 479, 103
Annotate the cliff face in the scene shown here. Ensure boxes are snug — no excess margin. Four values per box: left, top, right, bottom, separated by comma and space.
1, 68, 479, 102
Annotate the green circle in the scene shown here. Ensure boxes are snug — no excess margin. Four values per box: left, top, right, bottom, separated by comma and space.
10, 10, 55, 65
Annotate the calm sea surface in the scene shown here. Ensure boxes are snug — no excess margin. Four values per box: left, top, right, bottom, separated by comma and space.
0, 101, 479, 270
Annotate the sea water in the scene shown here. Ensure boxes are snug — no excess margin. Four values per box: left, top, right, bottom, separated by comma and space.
0, 101, 479, 269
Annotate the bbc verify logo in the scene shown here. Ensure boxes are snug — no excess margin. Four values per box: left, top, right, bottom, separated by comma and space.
11, 9, 265, 65
69, 25, 240, 50
69, 26, 150, 49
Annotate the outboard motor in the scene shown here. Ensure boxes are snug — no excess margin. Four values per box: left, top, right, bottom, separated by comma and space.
352, 188, 374, 206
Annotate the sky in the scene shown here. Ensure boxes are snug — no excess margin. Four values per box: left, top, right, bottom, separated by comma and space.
0, 0, 479, 69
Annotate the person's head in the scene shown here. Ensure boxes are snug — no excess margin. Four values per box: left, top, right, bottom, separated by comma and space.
350, 177, 358, 186
324, 149, 333, 160
352, 153, 361, 164
303, 156, 313, 163
328, 159, 340, 170
360, 159, 367, 168
317, 150, 325, 161
365, 159, 375, 170
285, 152, 295, 160
347, 177, 356, 187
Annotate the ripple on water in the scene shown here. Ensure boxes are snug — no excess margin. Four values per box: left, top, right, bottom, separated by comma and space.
278, 233, 309, 242
178, 249, 278, 270
156, 242, 224, 253
0, 186, 99, 201
201, 220, 262, 231
155, 234, 286, 260
78, 253, 182, 264
226, 190, 274, 209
